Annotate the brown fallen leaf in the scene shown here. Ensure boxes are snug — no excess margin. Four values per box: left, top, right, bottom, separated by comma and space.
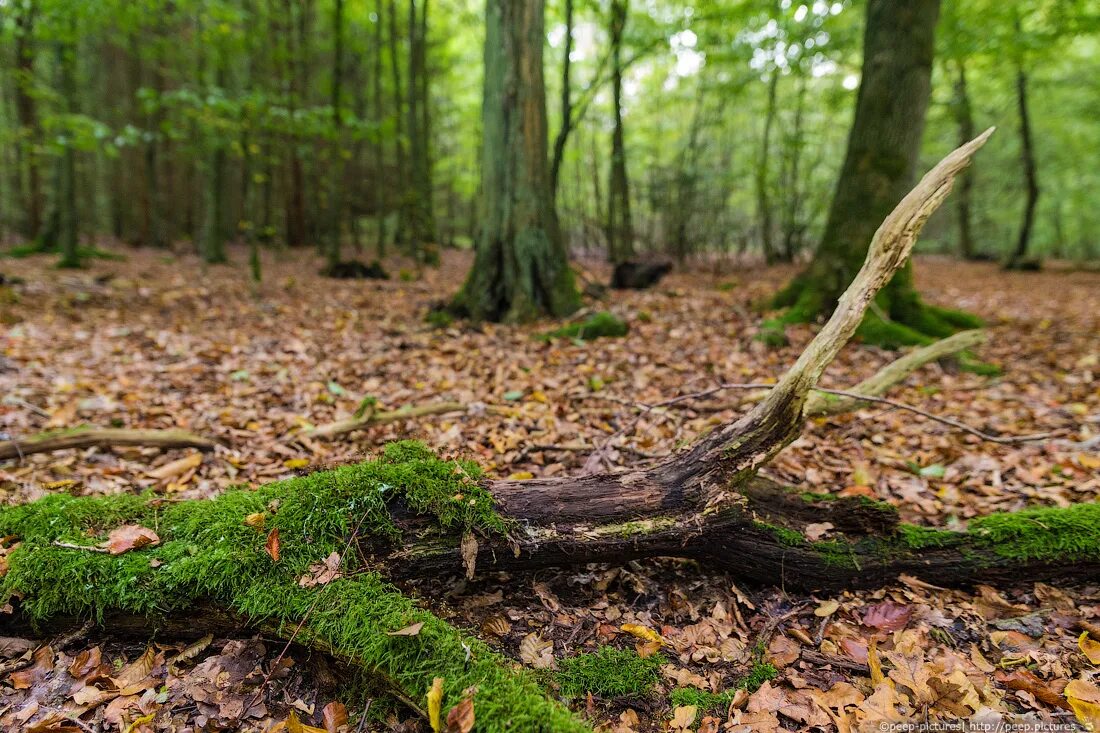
265, 528, 281, 563
111, 646, 157, 693
996, 669, 1071, 710
518, 633, 554, 669
862, 601, 912, 631
386, 622, 424, 637
68, 646, 102, 678
460, 532, 478, 580
146, 451, 203, 480
0, 637, 37, 659
322, 701, 348, 733
9, 645, 53, 689
298, 551, 341, 587
105, 525, 160, 555
446, 697, 475, 733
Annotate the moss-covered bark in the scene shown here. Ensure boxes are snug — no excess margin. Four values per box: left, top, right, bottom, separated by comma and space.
450, 0, 580, 323
762, 0, 982, 348
0, 442, 588, 733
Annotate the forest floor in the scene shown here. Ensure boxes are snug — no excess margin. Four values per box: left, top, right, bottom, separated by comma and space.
1, 246, 1098, 732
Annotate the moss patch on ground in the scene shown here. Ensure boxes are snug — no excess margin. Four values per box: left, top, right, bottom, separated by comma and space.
668, 662, 778, 719
557, 647, 665, 699
0, 441, 588, 733
538, 312, 629, 342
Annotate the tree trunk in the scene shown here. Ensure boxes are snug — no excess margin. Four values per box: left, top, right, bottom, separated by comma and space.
324, 0, 346, 271
450, 0, 580, 322
403, 0, 436, 264
1007, 52, 1039, 270
549, 0, 574, 201
13, 5, 42, 243
373, 0, 387, 258
768, 0, 980, 348
56, 34, 80, 270
605, 0, 634, 265
951, 59, 977, 261
757, 71, 780, 264
387, 0, 407, 247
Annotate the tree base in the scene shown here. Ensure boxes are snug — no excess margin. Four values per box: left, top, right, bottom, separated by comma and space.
761, 275, 984, 350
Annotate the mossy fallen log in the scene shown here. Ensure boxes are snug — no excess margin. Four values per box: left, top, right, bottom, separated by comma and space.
2, 444, 1098, 729
0, 442, 588, 733
0, 426, 217, 460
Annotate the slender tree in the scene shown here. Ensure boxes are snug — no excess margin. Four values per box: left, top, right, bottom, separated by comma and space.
1006, 16, 1040, 270
605, 0, 634, 265
767, 0, 981, 347
450, 0, 579, 322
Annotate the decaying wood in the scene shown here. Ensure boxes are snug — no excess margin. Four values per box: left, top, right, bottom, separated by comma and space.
304, 400, 466, 439
0, 427, 217, 461
803, 328, 986, 416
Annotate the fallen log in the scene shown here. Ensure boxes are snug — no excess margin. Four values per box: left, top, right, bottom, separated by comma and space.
0, 426, 217, 461
11, 130, 1092, 732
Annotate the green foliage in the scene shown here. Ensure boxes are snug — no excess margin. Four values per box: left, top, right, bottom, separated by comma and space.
0, 443, 586, 732
557, 647, 665, 698
539, 312, 629, 342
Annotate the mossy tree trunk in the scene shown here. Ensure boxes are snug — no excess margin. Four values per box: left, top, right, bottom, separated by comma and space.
606, 0, 634, 265
451, 0, 580, 322
768, 0, 981, 347
756, 71, 780, 264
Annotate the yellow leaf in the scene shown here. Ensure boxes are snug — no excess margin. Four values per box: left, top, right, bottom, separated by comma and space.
1081, 631, 1100, 665
868, 640, 885, 686
507, 471, 534, 481
814, 599, 840, 617
284, 458, 310, 469
285, 710, 327, 733
1079, 453, 1100, 470
1066, 678, 1100, 731
529, 390, 549, 403
621, 623, 665, 646
427, 677, 444, 733
147, 452, 203, 480
244, 512, 266, 529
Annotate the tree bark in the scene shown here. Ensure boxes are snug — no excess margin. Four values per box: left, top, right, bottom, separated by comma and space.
403, 0, 436, 263
13, 4, 42, 243
951, 59, 977, 261
606, 0, 634, 265
757, 71, 780, 264
549, 0, 574, 201
56, 31, 80, 269
1007, 45, 1039, 270
450, 0, 580, 322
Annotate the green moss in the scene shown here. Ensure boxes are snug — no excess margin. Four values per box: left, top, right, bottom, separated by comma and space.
0, 443, 584, 733
896, 523, 960, 550
968, 503, 1100, 563
668, 662, 778, 720
753, 520, 805, 547
425, 309, 454, 329
538, 312, 628, 342
741, 661, 779, 691
557, 647, 664, 698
